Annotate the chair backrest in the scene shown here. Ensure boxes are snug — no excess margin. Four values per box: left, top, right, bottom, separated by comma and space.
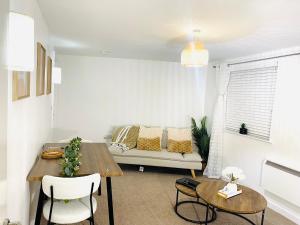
42, 173, 101, 200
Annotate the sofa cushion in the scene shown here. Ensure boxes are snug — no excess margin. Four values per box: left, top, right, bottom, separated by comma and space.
115, 148, 184, 161
111, 126, 140, 149
167, 128, 192, 153
183, 151, 202, 162
137, 137, 161, 151
108, 144, 124, 156
137, 126, 163, 151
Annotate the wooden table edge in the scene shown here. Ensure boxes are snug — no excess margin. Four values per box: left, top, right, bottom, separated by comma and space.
196, 180, 267, 214
27, 143, 124, 182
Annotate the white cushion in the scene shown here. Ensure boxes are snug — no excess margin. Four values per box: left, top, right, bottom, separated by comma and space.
167, 127, 192, 141
43, 196, 97, 224
183, 151, 202, 162
138, 126, 163, 147
138, 126, 163, 139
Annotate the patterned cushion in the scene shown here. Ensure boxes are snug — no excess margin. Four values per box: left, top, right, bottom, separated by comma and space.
111, 126, 140, 149
137, 126, 163, 151
137, 137, 161, 151
167, 128, 192, 153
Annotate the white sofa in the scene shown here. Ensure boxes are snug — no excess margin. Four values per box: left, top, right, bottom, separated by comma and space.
106, 130, 203, 177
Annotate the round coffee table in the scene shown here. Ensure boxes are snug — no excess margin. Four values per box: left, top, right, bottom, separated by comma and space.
175, 183, 216, 224
196, 180, 267, 225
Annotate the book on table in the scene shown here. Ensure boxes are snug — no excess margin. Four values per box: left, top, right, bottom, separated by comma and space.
217, 189, 242, 199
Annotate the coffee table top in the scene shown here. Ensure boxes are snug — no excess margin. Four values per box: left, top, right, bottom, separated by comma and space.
175, 183, 198, 198
196, 180, 267, 214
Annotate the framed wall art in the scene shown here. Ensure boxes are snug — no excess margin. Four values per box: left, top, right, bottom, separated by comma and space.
46, 56, 52, 94
12, 71, 30, 101
36, 42, 46, 96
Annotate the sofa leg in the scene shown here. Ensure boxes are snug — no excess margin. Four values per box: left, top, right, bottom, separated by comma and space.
190, 169, 196, 179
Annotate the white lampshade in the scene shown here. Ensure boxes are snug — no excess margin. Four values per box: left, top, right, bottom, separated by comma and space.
181, 42, 209, 67
8, 12, 34, 71
52, 67, 62, 84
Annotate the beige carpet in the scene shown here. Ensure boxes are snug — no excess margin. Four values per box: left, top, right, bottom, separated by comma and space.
41, 165, 296, 225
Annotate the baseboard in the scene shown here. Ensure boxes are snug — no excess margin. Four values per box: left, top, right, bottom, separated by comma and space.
267, 196, 300, 225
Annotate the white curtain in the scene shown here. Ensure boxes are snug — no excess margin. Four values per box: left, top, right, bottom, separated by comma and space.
204, 64, 230, 178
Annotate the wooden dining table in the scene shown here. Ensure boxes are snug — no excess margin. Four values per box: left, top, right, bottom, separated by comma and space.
27, 143, 123, 225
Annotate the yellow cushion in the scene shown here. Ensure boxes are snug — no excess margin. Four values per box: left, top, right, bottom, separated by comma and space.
167, 128, 192, 153
137, 137, 161, 151
168, 139, 192, 153
111, 126, 140, 149
137, 126, 163, 151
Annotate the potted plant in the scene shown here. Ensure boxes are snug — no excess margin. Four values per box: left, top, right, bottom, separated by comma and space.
61, 137, 82, 177
191, 116, 210, 171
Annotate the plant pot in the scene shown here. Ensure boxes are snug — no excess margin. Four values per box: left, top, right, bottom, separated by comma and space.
239, 127, 248, 135
201, 161, 207, 172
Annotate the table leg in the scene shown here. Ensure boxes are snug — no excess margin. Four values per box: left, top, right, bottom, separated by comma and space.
175, 190, 179, 212
205, 203, 209, 225
98, 182, 101, 196
35, 184, 45, 225
106, 177, 114, 225
261, 210, 265, 225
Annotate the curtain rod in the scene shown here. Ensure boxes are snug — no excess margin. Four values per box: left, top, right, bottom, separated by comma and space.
213, 52, 300, 68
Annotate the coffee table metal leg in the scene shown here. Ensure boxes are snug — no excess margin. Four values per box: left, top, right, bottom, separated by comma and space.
261, 210, 265, 225
205, 203, 209, 225
175, 190, 179, 212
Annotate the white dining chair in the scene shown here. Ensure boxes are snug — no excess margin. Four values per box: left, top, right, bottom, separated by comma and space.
42, 173, 101, 225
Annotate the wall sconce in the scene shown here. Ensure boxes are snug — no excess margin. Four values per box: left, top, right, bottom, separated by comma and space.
52, 67, 62, 84
8, 12, 34, 71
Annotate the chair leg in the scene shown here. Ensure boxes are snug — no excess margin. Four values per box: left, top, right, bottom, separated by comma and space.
91, 215, 95, 225
191, 169, 196, 178
98, 182, 101, 196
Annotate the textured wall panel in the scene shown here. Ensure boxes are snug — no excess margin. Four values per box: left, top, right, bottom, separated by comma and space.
53, 55, 207, 141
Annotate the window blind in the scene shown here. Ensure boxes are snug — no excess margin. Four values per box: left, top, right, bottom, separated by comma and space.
225, 66, 278, 141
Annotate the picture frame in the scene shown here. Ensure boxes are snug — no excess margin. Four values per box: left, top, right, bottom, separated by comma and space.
36, 42, 46, 96
12, 71, 30, 101
46, 56, 52, 94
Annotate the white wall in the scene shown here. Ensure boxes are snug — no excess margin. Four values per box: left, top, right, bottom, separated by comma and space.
204, 65, 217, 132
218, 48, 300, 224
0, 0, 9, 219
53, 55, 207, 141
6, 1, 53, 225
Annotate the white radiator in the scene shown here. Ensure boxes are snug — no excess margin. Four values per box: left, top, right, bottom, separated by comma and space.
262, 159, 300, 207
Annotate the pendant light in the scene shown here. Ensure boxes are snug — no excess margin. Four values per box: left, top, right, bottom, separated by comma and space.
181, 30, 209, 67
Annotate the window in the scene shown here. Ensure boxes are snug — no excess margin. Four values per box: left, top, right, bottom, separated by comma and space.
225, 65, 278, 141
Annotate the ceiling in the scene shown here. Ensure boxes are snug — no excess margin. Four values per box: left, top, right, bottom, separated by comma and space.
38, 0, 300, 62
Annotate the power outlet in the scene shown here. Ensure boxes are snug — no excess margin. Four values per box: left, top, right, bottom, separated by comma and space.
139, 166, 144, 172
